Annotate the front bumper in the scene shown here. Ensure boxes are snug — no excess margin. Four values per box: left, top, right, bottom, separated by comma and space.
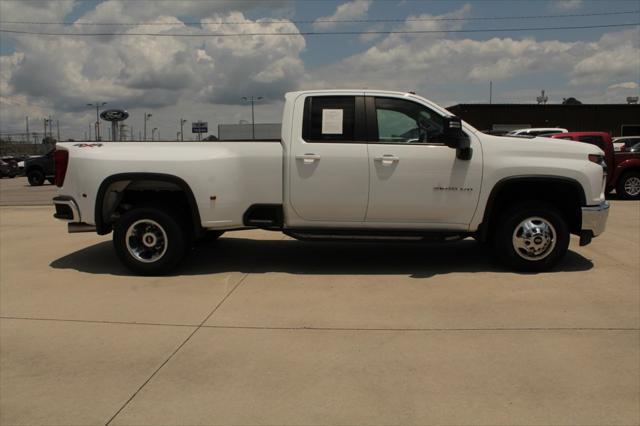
579, 201, 609, 246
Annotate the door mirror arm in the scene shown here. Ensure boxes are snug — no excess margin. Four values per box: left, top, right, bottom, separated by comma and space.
456, 147, 473, 161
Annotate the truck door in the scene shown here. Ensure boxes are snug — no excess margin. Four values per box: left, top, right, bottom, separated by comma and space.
365, 96, 482, 227
288, 95, 370, 222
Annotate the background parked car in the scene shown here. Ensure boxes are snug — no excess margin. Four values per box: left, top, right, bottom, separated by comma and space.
24, 150, 55, 186
613, 136, 640, 152
0, 159, 19, 178
550, 132, 640, 199
628, 143, 640, 153
506, 127, 568, 137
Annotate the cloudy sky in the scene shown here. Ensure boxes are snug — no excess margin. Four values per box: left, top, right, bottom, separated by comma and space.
0, 0, 638, 140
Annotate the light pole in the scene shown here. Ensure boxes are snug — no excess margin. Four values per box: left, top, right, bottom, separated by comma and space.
87, 102, 107, 141
242, 96, 262, 140
152, 127, 158, 141
180, 118, 187, 142
143, 113, 152, 141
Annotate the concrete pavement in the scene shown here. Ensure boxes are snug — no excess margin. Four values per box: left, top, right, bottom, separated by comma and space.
0, 201, 638, 425
0, 177, 57, 206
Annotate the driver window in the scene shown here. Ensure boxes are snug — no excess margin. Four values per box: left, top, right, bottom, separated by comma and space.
374, 97, 444, 144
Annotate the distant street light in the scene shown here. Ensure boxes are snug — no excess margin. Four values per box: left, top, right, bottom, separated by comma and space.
152, 127, 158, 141
87, 102, 107, 141
180, 118, 187, 142
143, 113, 152, 141
242, 96, 263, 140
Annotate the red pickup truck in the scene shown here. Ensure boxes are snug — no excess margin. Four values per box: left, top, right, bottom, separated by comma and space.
551, 132, 640, 199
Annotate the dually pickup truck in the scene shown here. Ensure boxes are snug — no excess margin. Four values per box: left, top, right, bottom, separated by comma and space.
53, 90, 609, 275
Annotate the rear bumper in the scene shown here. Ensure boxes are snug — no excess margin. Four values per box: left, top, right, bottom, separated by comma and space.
53, 196, 80, 222
579, 201, 609, 246
53, 196, 96, 233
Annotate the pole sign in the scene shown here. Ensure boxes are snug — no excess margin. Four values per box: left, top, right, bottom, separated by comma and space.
100, 109, 129, 141
100, 109, 129, 122
192, 121, 208, 134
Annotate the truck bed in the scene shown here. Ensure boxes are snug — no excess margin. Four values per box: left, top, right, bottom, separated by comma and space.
57, 141, 284, 229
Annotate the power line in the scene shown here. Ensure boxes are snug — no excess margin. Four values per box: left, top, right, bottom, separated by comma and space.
0, 22, 638, 37
0, 10, 638, 26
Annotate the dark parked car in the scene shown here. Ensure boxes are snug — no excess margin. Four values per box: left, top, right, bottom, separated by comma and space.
24, 150, 55, 186
0, 159, 19, 178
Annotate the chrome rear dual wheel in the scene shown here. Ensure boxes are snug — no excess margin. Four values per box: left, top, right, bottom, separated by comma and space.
113, 207, 190, 276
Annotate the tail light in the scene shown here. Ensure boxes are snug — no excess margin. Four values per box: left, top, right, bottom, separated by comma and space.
54, 149, 69, 187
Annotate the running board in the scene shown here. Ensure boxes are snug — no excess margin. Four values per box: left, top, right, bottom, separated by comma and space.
284, 230, 467, 243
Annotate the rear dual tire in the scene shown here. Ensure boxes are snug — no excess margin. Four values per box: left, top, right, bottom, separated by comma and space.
113, 207, 191, 276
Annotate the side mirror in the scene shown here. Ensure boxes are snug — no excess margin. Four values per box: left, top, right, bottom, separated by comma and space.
442, 116, 470, 149
443, 116, 472, 160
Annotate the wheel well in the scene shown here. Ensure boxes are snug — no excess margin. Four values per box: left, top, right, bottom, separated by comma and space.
619, 168, 640, 179
95, 174, 201, 236
479, 177, 585, 240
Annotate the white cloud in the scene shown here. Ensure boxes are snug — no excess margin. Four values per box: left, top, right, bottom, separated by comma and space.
0, 0, 76, 22
313, 0, 372, 29
308, 5, 639, 105
608, 82, 639, 90
0, 8, 306, 137
551, 0, 583, 11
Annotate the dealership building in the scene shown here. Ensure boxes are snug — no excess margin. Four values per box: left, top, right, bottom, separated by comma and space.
446, 103, 640, 136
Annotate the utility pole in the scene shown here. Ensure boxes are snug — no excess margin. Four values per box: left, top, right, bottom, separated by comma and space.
152, 127, 158, 141
48, 115, 53, 139
242, 96, 263, 140
180, 118, 187, 142
87, 102, 107, 141
43, 118, 47, 141
88, 124, 92, 141
489, 81, 493, 104
25, 116, 29, 143
56, 120, 60, 141
143, 113, 152, 141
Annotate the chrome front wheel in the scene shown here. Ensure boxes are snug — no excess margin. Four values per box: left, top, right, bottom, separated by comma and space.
493, 202, 569, 272
512, 217, 557, 261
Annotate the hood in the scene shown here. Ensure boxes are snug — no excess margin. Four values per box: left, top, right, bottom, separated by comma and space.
485, 134, 604, 157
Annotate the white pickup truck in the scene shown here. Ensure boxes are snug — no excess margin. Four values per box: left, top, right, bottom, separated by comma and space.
53, 90, 609, 275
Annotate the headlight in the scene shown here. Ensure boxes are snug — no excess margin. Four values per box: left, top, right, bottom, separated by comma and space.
588, 154, 607, 172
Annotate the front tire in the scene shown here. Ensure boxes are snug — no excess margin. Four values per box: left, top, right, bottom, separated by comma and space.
492, 202, 569, 272
27, 169, 45, 186
113, 207, 189, 275
617, 171, 640, 200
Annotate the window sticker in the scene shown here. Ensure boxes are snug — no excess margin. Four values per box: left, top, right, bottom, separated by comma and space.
321, 109, 343, 134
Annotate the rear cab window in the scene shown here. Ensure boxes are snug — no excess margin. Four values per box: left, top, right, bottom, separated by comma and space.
302, 96, 364, 142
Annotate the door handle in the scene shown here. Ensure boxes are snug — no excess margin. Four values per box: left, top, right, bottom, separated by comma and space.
296, 153, 321, 164
374, 155, 400, 164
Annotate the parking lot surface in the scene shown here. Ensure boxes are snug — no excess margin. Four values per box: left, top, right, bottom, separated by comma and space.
0, 196, 638, 424
0, 177, 57, 206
